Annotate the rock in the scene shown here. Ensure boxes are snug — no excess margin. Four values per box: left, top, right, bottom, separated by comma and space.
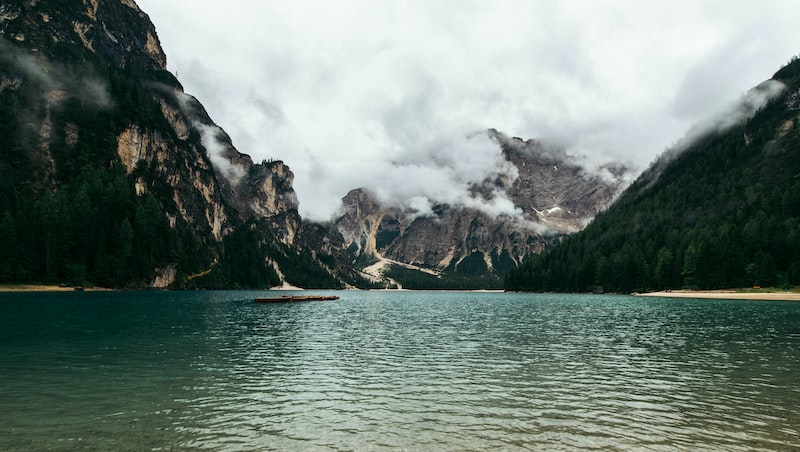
333, 130, 631, 279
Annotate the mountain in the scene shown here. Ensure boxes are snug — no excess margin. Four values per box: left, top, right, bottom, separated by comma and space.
506, 57, 800, 292
0, 0, 640, 291
0, 0, 353, 289
334, 130, 630, 289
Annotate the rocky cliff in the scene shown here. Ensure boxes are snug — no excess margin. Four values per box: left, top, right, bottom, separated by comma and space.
0, 0, 635, 290
494, 130, 629, 234
335, 130, 630, 287
0, 0, 334, 288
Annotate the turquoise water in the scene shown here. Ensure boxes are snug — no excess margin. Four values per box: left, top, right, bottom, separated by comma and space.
0, 291, 798, 450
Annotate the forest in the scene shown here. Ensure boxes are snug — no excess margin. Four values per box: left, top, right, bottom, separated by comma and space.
0, 45, 198, 287
0, 33, 339, 289
506, 61, 800, 293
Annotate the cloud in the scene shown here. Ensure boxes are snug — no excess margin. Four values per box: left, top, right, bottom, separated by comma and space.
344, 130, 523, 219
645, 79, 786, 186
136, 0, 800, 221
171, 90, 248, 185
677, 79, 786, 149
195, 122, 247, 185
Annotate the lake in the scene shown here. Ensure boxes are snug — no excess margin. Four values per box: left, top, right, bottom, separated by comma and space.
0, 290, 798, 450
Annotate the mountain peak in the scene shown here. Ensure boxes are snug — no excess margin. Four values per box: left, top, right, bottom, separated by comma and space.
0, 0, 344, 289
332, 131, 631, 288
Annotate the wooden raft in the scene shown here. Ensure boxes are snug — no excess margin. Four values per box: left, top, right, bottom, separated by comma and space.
254, 295, 340, 303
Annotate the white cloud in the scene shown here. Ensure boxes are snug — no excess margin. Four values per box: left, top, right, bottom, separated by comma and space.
196, 122, 246, 185
137, 0, 800, 221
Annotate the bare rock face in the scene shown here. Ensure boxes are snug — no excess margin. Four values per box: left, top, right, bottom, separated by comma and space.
494, 130, 628, 234
336, 188, 543, 275
1, 0, 307, 287
335, 130, 631, 278
337, 188, 392, 258
382, 208, 541, 273
115, 122, 233, 241
152, 90, 302, 246
0, 0, 632, 288
150, 263, 177, 288
235, 161, 300, 246
1, 0, 167, 73
109, 72, 302, 247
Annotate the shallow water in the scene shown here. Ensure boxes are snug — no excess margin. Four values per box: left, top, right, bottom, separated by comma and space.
0, 291, 798, 450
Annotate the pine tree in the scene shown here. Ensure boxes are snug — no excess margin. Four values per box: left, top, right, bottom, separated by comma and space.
0, 211, 18, 281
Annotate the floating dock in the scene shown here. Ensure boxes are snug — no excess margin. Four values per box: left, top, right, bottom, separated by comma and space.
254, 295, 340, 303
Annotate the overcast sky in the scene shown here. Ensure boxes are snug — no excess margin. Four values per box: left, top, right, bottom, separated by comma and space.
136, 0, 800, 221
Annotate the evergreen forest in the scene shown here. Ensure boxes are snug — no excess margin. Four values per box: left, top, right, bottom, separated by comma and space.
0, 22, 340, 289
506, 60, 800, 293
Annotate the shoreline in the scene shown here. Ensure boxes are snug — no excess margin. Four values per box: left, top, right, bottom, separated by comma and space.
635, 289, 800, 301
0, 284, 113, 293
3, 285, 798, 301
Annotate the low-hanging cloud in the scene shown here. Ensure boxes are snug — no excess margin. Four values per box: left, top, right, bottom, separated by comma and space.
673, 79, 786, 153
1, 40, 113, 109
137, 0, 800, 221
172, 90, 248, 185
195, 122, 247, 185
646, 79, 786, 185
335, 129, 523, 219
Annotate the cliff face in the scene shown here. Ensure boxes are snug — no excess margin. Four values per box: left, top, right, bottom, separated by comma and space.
0, 0, 315, 288
0, 0, 634, 290
1, 0, 166, 73
335, 130, 630, 284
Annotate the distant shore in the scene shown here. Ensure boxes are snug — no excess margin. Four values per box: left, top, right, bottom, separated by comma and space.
636, 289, 800, 301
0, 284, 112, 293
3, 284, 798, 301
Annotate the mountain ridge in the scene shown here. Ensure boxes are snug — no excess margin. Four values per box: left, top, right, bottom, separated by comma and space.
0, 0, 353, 289
333, 129, 631, 288
506, 57, 800, 292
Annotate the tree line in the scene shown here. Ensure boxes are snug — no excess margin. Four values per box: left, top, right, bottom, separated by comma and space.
0, 166, 185, 286
506, 75, 800, 293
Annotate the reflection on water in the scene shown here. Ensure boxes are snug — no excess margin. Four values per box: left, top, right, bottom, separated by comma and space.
0, 291, 798, 450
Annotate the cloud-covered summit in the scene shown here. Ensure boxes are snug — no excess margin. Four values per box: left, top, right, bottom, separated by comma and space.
137, 0, 800, 221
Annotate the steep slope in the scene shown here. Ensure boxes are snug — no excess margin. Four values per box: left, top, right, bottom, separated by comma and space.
495, 130, 629, 234
506, 58, 800, 292
335, 130, 630, 288
0, 0, 341, 288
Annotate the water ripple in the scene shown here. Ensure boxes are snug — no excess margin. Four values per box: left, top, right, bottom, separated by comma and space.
1, 291, 799, 450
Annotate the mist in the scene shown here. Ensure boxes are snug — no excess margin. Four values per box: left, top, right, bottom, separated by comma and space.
136, 0, 800, 221
364, 130, 523, 218
196, 122, 247, 185
646, 78, 787, 184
